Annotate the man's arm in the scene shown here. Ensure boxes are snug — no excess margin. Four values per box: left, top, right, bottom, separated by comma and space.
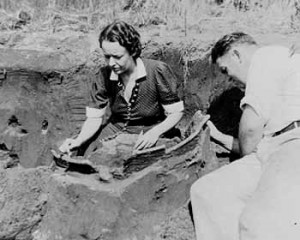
238, 105, 264, 156
206, 120, 240, 154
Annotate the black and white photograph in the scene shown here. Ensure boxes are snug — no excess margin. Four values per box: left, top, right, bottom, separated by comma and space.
0, 0, 299, 239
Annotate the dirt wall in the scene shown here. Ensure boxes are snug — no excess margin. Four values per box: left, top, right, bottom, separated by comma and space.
0, 34, 242, 239
143, 45, 243, 135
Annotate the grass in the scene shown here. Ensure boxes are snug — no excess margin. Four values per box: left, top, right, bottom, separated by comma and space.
0, 0, 299, 36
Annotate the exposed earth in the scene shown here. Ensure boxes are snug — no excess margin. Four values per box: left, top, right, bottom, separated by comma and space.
0, 0, 300, 239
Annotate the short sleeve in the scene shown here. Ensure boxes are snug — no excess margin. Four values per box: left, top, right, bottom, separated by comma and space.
155, 62, 181, 105
162, 101, 184, 114
240, 53, 280, 123
88, 68, 110, 110
86, 68, 110, 118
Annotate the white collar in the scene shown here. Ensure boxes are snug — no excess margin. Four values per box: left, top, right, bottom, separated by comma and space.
109, 58, 146, 81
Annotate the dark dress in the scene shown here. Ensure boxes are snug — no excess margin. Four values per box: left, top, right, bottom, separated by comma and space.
89, 58, 182, 138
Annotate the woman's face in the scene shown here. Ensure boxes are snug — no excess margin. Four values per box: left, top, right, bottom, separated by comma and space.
101, 40, 135, 75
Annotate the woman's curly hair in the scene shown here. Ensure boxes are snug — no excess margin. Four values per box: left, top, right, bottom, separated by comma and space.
99, 21, 142, 59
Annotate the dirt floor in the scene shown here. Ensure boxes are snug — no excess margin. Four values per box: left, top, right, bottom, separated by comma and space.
1, 1, 300, 239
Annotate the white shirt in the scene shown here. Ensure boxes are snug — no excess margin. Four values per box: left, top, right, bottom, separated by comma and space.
240, 46, 300, 136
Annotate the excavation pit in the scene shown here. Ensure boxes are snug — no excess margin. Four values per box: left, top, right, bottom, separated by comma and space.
0, 47, 243, 240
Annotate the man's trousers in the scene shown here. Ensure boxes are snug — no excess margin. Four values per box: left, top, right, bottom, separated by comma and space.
190, 128, 300, 240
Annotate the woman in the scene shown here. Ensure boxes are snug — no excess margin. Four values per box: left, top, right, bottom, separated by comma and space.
59, 21, 184, 155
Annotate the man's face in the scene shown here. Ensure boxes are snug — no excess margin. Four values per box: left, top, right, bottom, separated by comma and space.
216, 49, 246, 84
101, 40, 135, 75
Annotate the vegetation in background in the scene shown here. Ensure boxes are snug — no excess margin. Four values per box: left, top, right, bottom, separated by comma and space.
0, 0, 299, 34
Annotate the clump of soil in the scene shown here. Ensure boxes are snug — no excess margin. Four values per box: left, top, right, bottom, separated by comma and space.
157, 204, 195, 240
0, 166, 50, 240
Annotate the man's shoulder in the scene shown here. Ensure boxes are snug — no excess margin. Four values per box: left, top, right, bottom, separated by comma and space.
247, 45, 290, 88
253, 45, 289, 62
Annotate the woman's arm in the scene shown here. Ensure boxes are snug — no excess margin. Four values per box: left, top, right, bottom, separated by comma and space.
134, 61, 184, 150
59, 106, 105, 155
76, 117, 103, 145
134, 111, 183, 150
59, 117, 103, 155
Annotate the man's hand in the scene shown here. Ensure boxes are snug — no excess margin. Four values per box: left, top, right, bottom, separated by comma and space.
59, 138, 82, 156
206, 120, 224, 142
134, 129, 160, 151
207, 120, 239, 153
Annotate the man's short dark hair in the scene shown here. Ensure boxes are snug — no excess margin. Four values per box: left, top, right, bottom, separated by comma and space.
211, 32, 257, 63
99, 21, 142, 60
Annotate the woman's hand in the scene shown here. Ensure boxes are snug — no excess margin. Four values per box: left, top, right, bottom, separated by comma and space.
59, 138, 82, 156
134, 129, 160, 151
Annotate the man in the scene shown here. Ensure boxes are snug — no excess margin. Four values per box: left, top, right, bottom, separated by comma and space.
190, 32, 300, 240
